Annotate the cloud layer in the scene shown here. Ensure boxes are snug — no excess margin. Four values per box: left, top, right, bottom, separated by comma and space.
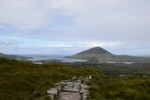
0, 0, 150, 55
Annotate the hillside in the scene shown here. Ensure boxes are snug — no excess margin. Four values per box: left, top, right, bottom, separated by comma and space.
0, 57, 150, 100
0, 57, 102, 100
70, 47, 150, 63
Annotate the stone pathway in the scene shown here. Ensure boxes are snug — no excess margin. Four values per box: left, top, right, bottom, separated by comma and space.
47, 76, 91, 100
59, 92, 80, 100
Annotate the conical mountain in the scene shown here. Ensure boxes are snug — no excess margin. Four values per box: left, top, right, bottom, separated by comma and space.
70, 47, 150, 62
70, 47, 113, 61
76, 47, 112, 55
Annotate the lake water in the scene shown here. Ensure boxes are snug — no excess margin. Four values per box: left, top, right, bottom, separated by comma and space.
22, 55, 87, 63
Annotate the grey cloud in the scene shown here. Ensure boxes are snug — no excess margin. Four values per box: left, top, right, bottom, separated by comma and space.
0, 0, 52, 30
0, 0, 150, 55
6, 39, 21, 45
0, 40, 6, 46
0, 39, 20, 46
0, 0, 150, 40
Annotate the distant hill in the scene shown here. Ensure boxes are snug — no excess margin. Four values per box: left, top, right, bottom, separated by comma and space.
69, 47, 150, 63
0, 53, 6, 57
0, 52, 11, 58
0, 52, 27, 60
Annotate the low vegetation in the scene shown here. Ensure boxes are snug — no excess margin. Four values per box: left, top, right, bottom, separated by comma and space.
72, 62, 150, 76
0, 57, 150, 100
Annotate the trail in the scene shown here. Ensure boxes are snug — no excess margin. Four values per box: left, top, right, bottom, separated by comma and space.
47, 76, 91, 100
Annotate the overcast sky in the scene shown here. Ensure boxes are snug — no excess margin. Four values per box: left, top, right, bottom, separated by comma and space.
0, 0, 150, 55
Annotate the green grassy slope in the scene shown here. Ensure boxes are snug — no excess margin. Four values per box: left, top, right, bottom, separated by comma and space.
0, 57, 150, 100
0, 57, 102, 100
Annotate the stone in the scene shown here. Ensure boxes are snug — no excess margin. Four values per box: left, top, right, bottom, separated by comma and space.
47, 88, 58, 94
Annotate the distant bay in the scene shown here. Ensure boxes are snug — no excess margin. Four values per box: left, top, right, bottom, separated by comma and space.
22, 54, 87, 63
